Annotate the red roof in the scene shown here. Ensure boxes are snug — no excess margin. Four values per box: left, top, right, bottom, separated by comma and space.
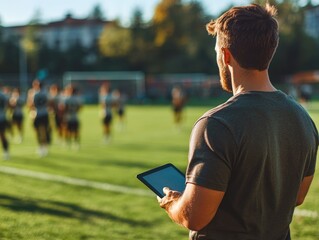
47, 16, 110, 28
3, 16, 112, 29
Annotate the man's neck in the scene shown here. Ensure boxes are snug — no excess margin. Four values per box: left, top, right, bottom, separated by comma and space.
231, 68, 277, 95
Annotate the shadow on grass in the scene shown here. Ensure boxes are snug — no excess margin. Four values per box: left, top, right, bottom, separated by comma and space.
0, 194, 152, 227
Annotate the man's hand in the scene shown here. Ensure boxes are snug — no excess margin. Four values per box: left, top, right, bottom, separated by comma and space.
156, 184, 225, 230
157, 187, 182, 211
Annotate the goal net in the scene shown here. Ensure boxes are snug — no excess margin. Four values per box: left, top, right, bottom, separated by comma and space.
62, 71, 145, 103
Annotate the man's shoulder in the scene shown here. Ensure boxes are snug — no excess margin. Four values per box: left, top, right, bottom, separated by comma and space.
195, 91, 298, 127
34, 90, 48, 97
199, 97, 241, 121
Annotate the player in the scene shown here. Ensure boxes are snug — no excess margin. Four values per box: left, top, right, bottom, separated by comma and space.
112, 89, 126, 131
171, 85, 186, 129
2, 86, 13, 138
63, 85, 82, 149
28, 80, 50, 157
100, 83, 113, 143
9, 88, 25, 143
0, 87, 10, 160
48, 84, 65, 142
299, 83, 313, 110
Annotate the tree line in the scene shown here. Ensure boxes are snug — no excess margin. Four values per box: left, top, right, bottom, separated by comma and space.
0, 0, 318, 82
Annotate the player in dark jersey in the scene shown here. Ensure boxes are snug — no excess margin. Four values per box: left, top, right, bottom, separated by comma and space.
9, 88, 25, 144
171, 85, 186, 130
100, 84, 113, 143
28, 80, 50, 157
112, 89, 126, 131
63, 85, 82, 149
2, 86, 13, 138
299, 84, 313, 110
49, 84, 65, 143
0, 87, 10, 160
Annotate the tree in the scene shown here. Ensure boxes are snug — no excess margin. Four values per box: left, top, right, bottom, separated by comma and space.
179, 1, 217, 73
128, 8, 153, 71
152, 0, 183, 47
20, 9, 43, 74
0, 22, 4, 66
64, 41, 87, 71
0, 36, 20, 73
249, 0, 319, 79
148, 0, 216, 73
89, 4, 105, 20
259, 0, 319, 76
21, 24, 40, 73
131, 8, 144, 29
98, 23, 132, 57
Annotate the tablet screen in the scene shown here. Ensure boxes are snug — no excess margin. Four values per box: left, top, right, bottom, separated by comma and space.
137, 163, 185, 198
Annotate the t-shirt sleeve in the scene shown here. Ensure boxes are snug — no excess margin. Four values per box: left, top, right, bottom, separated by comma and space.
186, 117, 237, 191
304, 119, 319, 177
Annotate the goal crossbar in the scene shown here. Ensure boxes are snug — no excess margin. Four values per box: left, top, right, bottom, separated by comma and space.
63, 71, 145, 96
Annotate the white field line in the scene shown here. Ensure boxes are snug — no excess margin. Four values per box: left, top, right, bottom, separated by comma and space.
294, 208, 318, 219
0, 166, 317, 219
0, 166, 152, 197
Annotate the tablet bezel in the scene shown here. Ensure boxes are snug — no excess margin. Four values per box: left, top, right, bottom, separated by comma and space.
137, 163, 185, 198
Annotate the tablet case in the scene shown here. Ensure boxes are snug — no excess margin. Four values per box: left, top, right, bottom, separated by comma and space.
137, 163, 185, 197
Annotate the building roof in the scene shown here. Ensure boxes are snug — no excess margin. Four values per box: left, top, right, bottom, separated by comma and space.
3, 14, 112, 30
46, 15, 111, 28
304, 4, 319, 11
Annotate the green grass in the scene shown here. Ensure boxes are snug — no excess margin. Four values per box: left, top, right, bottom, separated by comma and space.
0, 101, 319, 239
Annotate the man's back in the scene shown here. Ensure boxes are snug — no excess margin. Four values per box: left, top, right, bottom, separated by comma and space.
187, 91, 318, 239
65, 96, 81, 121
34, 91, 48, 112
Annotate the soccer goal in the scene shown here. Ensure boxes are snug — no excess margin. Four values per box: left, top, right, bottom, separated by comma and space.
62, 71, 145, 103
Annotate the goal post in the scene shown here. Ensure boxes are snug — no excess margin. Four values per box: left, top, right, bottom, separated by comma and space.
62, 71, 145, 103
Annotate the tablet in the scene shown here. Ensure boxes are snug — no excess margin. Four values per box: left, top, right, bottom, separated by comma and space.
137, 163, 185, 198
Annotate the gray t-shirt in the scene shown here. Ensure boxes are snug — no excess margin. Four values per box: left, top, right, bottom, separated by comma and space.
186, 91, 318, 240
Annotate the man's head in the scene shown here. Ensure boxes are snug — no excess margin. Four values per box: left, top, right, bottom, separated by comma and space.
207, 4, 279, 92
32, 79, 43, 90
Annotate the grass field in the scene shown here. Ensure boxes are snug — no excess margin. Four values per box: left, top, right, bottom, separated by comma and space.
0, 100, 318, 240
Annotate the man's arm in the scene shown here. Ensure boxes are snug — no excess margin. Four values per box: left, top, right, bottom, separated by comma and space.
296, 175, 314, 206
158, 183, 224, 231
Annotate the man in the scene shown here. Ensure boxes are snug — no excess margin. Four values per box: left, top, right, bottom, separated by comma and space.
158, 4, 318, 240
9, 88, 25, 144
48, 84, 65, 142
112, 89, 126, 131
63, 84, 82, 149
99, 83, 113, 143
28, 80, 50, 157
0, 87, 10, 160
171, 85, 186, 129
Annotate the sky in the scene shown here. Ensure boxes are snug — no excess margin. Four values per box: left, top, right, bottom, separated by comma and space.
0, 0, 252, 26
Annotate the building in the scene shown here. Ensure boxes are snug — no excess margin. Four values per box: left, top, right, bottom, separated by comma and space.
304, 5, 319, 39
2, 14, 113, 51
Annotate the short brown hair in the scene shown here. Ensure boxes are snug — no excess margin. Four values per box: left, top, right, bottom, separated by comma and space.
207, 4, 279, 71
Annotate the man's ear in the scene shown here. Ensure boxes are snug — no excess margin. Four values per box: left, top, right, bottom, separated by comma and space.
222, 48, 231, 65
